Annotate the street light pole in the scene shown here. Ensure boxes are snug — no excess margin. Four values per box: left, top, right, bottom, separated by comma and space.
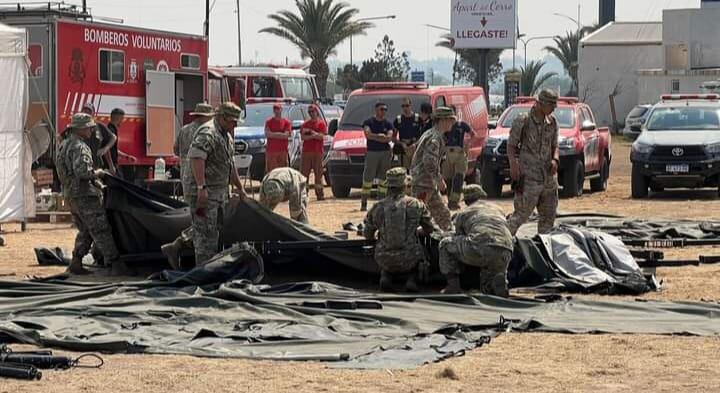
349, 15, 396, 66
518, 35, 555, 69
423, 24, 451, 84
553, 7, 582, 31
236, 0, 242, 65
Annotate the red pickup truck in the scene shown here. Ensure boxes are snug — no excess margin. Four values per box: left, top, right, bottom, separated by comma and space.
480, 97, 611, 198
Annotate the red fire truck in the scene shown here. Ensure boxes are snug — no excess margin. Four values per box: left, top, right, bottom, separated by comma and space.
0, 3, 212, 181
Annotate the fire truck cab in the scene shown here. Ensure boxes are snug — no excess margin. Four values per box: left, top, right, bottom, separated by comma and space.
212, 66, 320, 108
0, 3, 211, 181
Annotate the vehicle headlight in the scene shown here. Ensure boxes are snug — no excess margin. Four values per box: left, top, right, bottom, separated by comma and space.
706, 143, 720, 155
248, 138, 266, 148
559, 137, 575, 150
632, 142, 653, 155
485, 137, 502, 148
328, 150, 348, 161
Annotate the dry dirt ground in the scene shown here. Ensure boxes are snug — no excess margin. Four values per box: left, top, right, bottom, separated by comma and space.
1, 140, 720, 393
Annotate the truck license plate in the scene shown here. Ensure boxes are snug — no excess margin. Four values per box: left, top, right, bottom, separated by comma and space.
666, 164, 689, 173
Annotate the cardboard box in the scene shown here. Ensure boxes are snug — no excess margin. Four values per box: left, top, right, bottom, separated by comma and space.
32, 169, 54, 187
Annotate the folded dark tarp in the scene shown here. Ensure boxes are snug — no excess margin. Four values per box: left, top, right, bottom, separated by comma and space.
510, 227, 657, 295
553, 215, 720, 241
0, 278, 717, 369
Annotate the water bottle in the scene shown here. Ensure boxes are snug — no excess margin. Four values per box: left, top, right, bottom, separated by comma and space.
154, 157, 166, 180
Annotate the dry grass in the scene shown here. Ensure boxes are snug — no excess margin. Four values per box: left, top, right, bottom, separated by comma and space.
2, 140, 720, 392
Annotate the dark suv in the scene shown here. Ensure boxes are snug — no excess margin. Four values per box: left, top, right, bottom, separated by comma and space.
630, 94, 720, 197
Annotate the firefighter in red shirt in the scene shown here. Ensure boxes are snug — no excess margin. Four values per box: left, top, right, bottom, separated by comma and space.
300, 104, 327, 200
264, 103, 292, 173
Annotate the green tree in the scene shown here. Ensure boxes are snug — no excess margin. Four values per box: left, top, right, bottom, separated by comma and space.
544, 26, 598, 96
520, 60, 558, 96
336, 64, 362, 92
436, 34, 504, 89
259, 0, 372, 98
371, 35, 410, 81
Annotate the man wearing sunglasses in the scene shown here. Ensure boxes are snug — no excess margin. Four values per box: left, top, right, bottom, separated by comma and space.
360, 102, 394, 211
506, 89, 560, 235
393, 97, 422, 171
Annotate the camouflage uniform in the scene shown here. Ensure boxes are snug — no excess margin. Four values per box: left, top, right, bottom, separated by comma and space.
56, 113, 120, 273
410, 107, 454, 231
259, 167, 309, 224
364, 167, 436, 291
439, 184, 513, 296
186, 107, 237, 265
176, 103, 215, 196
506, 90, 560, 235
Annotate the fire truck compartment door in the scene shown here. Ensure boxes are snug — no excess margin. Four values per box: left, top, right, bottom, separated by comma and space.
146, 70, 176, 157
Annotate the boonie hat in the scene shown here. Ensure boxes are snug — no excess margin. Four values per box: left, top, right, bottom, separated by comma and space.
217, 102, 242, 121
431, 106, 457, 120
538, 89, 559, 105
463, 184, 487, 201
66, 113, 96, 132
386, 167, 409, 188
190, 102, 215, 116
261, 180, 284, 206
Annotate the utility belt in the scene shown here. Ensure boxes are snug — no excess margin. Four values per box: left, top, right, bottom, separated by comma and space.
446, 146, 465, 153
400, 138, 417, 145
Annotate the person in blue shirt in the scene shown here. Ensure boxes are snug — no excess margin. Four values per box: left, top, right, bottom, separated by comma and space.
361, 102, 394, 211
442, 105, 475, 210
393, 97, 423, 171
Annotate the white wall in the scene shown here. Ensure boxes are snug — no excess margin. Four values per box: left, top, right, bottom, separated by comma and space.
579, 44, 663, 128
638, 71, 720, 104
664, 8, 720, 70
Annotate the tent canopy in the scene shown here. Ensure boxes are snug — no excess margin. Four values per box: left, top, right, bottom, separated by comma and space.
0, 22, 28, 223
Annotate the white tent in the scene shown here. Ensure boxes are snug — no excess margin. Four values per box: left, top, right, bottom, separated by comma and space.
0, 22, 30, 223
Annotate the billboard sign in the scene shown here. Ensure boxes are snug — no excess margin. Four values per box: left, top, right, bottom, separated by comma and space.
450, 0, 517, 49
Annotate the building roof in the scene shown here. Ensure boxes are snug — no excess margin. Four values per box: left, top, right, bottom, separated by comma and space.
581, 22, 662, 47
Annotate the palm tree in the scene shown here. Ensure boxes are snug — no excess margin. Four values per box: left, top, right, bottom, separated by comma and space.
544, 25, 599, 97
520, 60, 557, 96
259, 0, 372, 98
436, 34, 504, 91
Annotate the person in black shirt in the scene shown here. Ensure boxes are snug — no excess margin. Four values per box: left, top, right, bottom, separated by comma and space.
442, 105, 475, 210
393, 97, 422, 171
361, 102, 394, 211
419, 102, 434, 133
81, 103, 116, 174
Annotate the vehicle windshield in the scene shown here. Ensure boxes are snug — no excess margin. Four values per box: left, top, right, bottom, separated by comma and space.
339, 94, 431, 129
280, 77, 316, 101
241, 105, 275, 127
646, 107, 720, 131
500, 107, 575, 128
628, 106, 649, 118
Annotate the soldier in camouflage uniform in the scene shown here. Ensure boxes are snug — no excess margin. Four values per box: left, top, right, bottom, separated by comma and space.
161, 103, 215, 269
259, 167, 310, 224
439, 184, 514, 296
363, 167, 437, 292
184, 102, 247, 265
55, 113, 127, 275
410, 107, 455, 231
506, 89, 560, 235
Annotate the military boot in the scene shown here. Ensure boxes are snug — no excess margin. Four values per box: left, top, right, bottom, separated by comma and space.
316, 187, 325, 201
379, 270, 394, 292
161, 237, 184, 270
360, 196, 368, 212
67, 257, 91, 275
441, 274, 462, 294
404, 271, 419, 293
489, 273, 510, 298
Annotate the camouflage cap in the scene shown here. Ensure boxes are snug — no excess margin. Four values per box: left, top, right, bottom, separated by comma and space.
217, 102, 242, 121
261, 180, 284, 205
65, 113, 96, 132
537, 89, 559, 105
386, 167, 409, 188
431, 106, 457, 120
190, 102, 215, 116
463, 184, 487, 201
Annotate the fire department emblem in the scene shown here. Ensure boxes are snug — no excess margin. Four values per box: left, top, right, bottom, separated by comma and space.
157, 60, 169, 72
129, 60, 138, 81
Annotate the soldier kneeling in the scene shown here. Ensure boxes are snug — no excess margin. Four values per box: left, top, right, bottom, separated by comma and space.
439, 184, 514, 297
260, 167, 310, 224
363, 167, 437, 292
